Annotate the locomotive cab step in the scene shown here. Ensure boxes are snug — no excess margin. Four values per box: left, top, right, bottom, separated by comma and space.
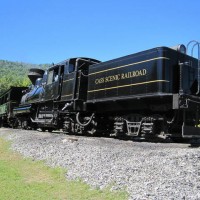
125, 120, 142, 136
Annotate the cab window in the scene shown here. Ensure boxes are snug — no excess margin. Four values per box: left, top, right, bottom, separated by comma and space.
47, 67, 60, 84
69, 64, 75, 73
53, 68, 59, 82
47, 70, 54, 84
64, 63, 75, 74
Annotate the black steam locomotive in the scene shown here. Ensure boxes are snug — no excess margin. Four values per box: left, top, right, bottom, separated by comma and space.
1, 41, 200, 140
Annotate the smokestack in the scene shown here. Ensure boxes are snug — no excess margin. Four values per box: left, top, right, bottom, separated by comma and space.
28, 68, 45, 85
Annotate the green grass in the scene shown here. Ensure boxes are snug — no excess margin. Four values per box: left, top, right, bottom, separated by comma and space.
0, 138, 127, 200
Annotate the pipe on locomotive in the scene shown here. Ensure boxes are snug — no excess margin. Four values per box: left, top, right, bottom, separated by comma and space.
187, 40, 200, 95
76, 112, 94, 127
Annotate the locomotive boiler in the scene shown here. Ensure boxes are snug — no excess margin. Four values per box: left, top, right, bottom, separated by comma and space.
11, 41, 200, 140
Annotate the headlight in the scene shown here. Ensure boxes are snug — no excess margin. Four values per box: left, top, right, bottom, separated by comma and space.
170, 44, 186, 54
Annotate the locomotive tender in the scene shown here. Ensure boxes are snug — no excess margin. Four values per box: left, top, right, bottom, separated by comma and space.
1, 41, 200, 140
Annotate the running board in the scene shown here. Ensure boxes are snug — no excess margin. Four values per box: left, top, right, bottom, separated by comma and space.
31, 118, 53, 124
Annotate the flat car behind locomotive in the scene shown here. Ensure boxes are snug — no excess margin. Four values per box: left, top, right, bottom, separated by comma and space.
1, 41, 200, 141
0, 87, 27, 127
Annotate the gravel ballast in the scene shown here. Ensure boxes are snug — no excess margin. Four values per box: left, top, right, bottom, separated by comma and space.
0, 128, 200, 200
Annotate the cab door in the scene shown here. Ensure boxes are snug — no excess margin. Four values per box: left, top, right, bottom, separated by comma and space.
61, 62, 75, 101
44, 65, 64, 101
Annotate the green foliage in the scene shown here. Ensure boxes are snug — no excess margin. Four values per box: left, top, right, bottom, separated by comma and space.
0, 60, 49, 95
0, 137, 128, 200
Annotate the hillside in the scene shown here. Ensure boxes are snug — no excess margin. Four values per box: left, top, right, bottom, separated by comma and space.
0, 60, 49, 95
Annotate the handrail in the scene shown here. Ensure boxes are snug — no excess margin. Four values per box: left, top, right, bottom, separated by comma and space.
187, 40, 200, 94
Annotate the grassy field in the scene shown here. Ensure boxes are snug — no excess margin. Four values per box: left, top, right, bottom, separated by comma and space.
0, 138, 127, 200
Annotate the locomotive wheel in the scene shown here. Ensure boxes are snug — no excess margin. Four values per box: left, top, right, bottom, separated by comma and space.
48, 128, 53, 132
73, 123, 84, 135
31, 125, 38, 130
63, 117, 73, 134
21, 120, 28, 130
41, 128, 46, 132
87, 128, 97, 136
87, 119, 98, 136
11, 119, 19, 129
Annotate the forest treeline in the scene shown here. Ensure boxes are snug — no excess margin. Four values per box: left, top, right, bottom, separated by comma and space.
0, 60, 49, 95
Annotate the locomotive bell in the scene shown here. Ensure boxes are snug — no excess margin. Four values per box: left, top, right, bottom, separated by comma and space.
170, 44, 186, 54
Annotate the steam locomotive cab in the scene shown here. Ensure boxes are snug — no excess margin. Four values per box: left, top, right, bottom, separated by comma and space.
14, 58, 101, 131
60, 58, 100, 106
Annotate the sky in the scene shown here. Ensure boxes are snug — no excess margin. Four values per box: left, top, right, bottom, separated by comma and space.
0, 0, 200, 64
